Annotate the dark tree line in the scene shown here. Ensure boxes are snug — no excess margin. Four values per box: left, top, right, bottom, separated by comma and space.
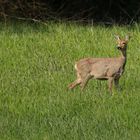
0, 0, 140, 24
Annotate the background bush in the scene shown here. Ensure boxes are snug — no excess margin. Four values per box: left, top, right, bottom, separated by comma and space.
0, 0, 140, 24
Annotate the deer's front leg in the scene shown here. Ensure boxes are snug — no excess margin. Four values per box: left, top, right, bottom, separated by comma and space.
114, 78, 122, 91
114, 78, 119, 88
108, 77, 114, 93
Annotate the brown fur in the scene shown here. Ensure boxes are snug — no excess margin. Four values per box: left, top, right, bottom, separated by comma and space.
68, 35, 130, 92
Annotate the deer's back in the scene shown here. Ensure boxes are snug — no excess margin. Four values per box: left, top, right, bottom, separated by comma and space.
75, 57, 125, 79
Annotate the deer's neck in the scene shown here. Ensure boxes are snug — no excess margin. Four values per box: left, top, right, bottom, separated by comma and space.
120, 49, 127, 68
120, 50, 127, 58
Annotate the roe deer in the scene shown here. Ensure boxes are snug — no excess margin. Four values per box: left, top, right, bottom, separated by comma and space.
68, 35, 130, 92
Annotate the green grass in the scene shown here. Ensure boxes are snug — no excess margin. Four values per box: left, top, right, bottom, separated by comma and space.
0, 21, 140, 140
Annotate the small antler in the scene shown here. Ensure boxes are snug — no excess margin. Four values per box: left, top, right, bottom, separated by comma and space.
125, 35, 130, 42
114, 35, 121, 41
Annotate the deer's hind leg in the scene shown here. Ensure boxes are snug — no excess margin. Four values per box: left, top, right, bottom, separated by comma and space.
80, 73, 92, 91
68, 72, 82, 89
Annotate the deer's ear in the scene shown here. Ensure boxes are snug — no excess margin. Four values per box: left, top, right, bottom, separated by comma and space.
125, 35, 130, 42
114, 35, 121, 41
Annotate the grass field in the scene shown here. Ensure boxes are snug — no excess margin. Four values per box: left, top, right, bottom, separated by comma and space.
0, 21, 140, 140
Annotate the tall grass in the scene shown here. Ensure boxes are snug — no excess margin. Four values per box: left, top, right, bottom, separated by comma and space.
0, 21, 140, 140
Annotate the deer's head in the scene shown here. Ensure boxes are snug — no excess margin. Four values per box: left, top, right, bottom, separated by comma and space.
115, 35, 130, 51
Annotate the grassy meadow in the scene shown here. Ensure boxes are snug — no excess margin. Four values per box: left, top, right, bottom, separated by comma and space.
0, 21, 140, 140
